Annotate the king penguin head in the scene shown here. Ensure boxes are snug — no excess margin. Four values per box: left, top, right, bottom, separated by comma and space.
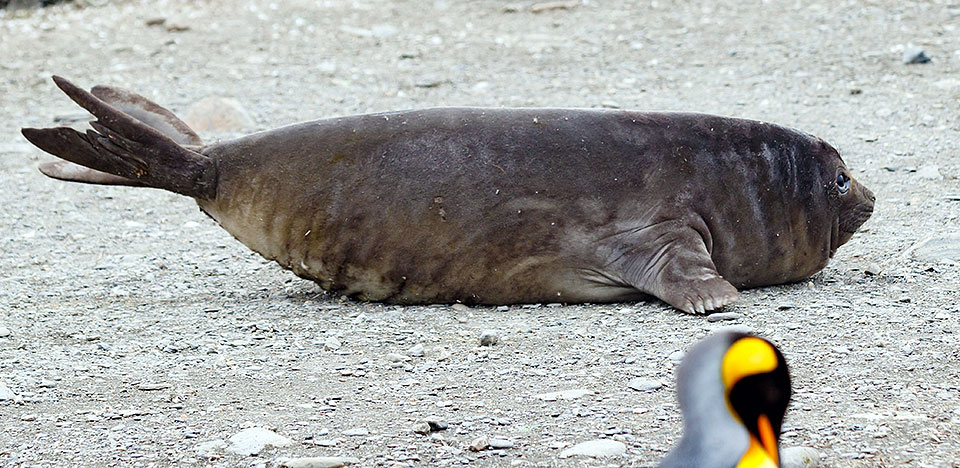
658, 330, 792, 468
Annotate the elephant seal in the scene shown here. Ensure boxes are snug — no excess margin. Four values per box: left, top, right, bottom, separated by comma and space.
22, 76, 875, 313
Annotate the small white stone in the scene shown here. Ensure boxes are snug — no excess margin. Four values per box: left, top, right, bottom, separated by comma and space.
226, 428, 293, 456
195, 439, 226, 458
781, 446, 821, 468
276, 456, 360, 468
916, 165, 942, 180
627, 378, 663, 392
343, 428, 369, 436
324, 337, 342, 350
0, 326, 10, 338
0, 382, 18, 401
406, 344, 425, 357
559, 439, 626, 458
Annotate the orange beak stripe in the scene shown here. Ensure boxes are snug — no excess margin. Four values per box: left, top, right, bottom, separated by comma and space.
757, 414, 778, 465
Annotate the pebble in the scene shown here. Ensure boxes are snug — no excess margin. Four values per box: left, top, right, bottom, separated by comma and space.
406, 344, 425, 357
864, 263, 882, 276
530, 0, 580, 13
535, 389, 593, 401
451, 303, 472, 312
343, 428, 369, 436
668, 351, 685, 362
469, 436, 489, 451
558, 439, 626, 458
136, 383, 170, 391
627, 378, 663, 392
902, 45, 931, 64
781, 446, 821, 468
915, 165, 942, 180
0, 326, 10, 337
184, 96, 255, 132
195, 439, 226, 458
706, 312, 742, 322
489, 437, 515, 449
479, 330, 500, 346
0, 382, 17, 401
276, 456, 360, 468
411, 422, 432, 434
911, 235, 960, 262
777, 301, 796, 310
324, 337, 342, 350
386, 353, 411, 362
425, 417, 449, 432
226, 428, 293, 456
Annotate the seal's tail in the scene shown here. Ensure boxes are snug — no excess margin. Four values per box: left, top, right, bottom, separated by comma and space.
21, 76, 216, 200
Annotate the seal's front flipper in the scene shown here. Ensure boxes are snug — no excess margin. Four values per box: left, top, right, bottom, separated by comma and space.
609, 221, 739, 314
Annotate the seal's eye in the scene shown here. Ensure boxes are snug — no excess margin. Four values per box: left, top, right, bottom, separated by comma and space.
836, 173, 850, 194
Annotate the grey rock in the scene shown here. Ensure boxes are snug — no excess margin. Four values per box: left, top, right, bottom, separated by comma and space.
342, 428, 369, 436
627, 378, 663, 392
489, 437, 515, 449
479, 330, 500, 346
535, 389, 593, 401
0, 382, 17, 401
406, 344, 425, 357
323, 337, 342, 350
226, 428, 293, 455
558, 439, 626, 458
425, 417, 449, 432
911, 235, 960, 262
781, 446, 821, 468
136, 383, 170, 391
184, 96, 255, 132
706, 312, 742, 322
411, 422, 432, 434
668, 351, 685, 362
276, 456, 360, 468
196, 439, 226, 458
0, 326, 10, 337
902, 45, 931, 64
915, 165, 942, 180
386, 353, 411, 362
469, 436, 489, 451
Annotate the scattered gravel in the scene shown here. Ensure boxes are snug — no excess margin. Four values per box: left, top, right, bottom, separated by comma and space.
1, 1, 958, 467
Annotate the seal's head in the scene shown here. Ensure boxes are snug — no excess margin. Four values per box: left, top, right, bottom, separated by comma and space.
814, 140, 875, 256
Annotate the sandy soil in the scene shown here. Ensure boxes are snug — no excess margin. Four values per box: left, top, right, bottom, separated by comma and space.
1, 0, 959, 467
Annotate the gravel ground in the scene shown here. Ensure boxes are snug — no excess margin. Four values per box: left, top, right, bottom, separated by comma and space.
1, 1, 959, 467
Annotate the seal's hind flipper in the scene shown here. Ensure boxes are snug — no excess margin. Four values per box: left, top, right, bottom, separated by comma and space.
91, 84, 202, 146
39, 161, 147, 187
22, 76, 216, 199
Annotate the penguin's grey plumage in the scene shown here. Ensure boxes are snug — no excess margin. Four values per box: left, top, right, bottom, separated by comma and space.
658, 330, 790, 468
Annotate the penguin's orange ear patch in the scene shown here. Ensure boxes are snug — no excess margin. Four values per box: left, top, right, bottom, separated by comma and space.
721, 337, 778, 389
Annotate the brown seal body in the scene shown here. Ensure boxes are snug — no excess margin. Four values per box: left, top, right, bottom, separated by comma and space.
22, 77, 875, 313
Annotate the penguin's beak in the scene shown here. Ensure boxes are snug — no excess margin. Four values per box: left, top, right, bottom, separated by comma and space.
756, 413, 779, 465
721, 336, 791, 468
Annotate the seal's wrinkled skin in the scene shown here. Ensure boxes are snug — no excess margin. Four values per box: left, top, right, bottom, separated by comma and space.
23, 77, 875, 313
